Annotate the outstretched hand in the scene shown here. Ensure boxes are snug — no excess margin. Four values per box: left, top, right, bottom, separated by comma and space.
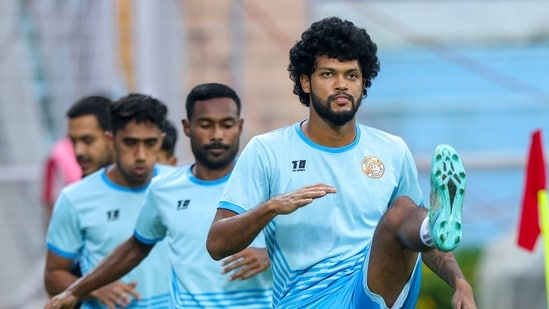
45, 280, 140, 309
271, 183, 336, 215
90, 280, 140, 308
451, 278, 477, 309
222, 247, 270, 281
44, 291, 78, 309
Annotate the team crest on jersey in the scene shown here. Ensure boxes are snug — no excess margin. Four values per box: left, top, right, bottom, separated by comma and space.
361, 155, 384, 178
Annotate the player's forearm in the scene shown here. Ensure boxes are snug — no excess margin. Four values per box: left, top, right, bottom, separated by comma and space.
421, 250, 465, 288
67, 237, 151, 299
45, 270, 80, 297
207, 202, 278, 260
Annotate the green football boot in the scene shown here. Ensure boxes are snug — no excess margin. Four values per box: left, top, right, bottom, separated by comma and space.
429, 144, 467, 252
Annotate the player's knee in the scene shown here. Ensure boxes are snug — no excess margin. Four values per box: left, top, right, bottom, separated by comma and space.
380, 196, 418, 230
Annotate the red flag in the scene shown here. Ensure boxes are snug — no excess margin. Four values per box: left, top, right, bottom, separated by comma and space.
517, 129, 547, 251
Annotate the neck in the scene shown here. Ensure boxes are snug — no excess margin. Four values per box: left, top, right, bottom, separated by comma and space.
301, 116, 356, 147
192, 162, 234, 181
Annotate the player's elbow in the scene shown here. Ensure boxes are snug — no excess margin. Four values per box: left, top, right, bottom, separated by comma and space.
44, 277, 55, 297
44, 250, 76, 296
44, 269, 64, 297
206, 232, 225, 261
207, 209, 242, 260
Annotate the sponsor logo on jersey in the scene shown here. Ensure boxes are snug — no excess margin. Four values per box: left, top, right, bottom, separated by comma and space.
177, 199, 190, 210
292, 160, 306, 172
107, 209, 120, 221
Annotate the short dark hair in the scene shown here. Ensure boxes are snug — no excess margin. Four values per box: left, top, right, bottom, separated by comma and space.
66, 95, 112, 131
160, 119, 178, 157
185, 83, 241, 119
111, 93, 168, 134
288, 16, 380, 106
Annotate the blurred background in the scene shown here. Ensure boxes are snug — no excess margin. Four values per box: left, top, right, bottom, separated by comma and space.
0, 1, 548, 308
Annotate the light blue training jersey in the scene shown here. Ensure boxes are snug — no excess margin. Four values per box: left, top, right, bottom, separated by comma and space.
134, 165, 273, 308
219, 122, 423, 308
46, 165, 176, 309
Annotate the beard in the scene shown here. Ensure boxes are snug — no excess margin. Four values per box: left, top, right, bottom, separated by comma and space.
311, 92, 361, 126
192, 141, 239, 170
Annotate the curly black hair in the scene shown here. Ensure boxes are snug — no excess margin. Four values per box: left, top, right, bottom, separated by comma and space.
111, 93, 168, 134
288, 16, 380, 106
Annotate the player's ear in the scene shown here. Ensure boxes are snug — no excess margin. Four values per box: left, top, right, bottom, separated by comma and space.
238, 118, 244, 135
300, 74, 311, 94
182, 119, 191, 138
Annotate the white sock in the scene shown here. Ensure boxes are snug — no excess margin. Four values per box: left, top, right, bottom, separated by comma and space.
420, 217, 434, 247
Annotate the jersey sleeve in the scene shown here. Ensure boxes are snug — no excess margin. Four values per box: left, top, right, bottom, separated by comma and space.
46, 191, 82, 259
219, 137, 271, 214
134, 186, 167, 245
393, 142, 423, 207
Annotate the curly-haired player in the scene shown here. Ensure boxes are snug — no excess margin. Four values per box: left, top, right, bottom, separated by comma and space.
207, 17, 476, 308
